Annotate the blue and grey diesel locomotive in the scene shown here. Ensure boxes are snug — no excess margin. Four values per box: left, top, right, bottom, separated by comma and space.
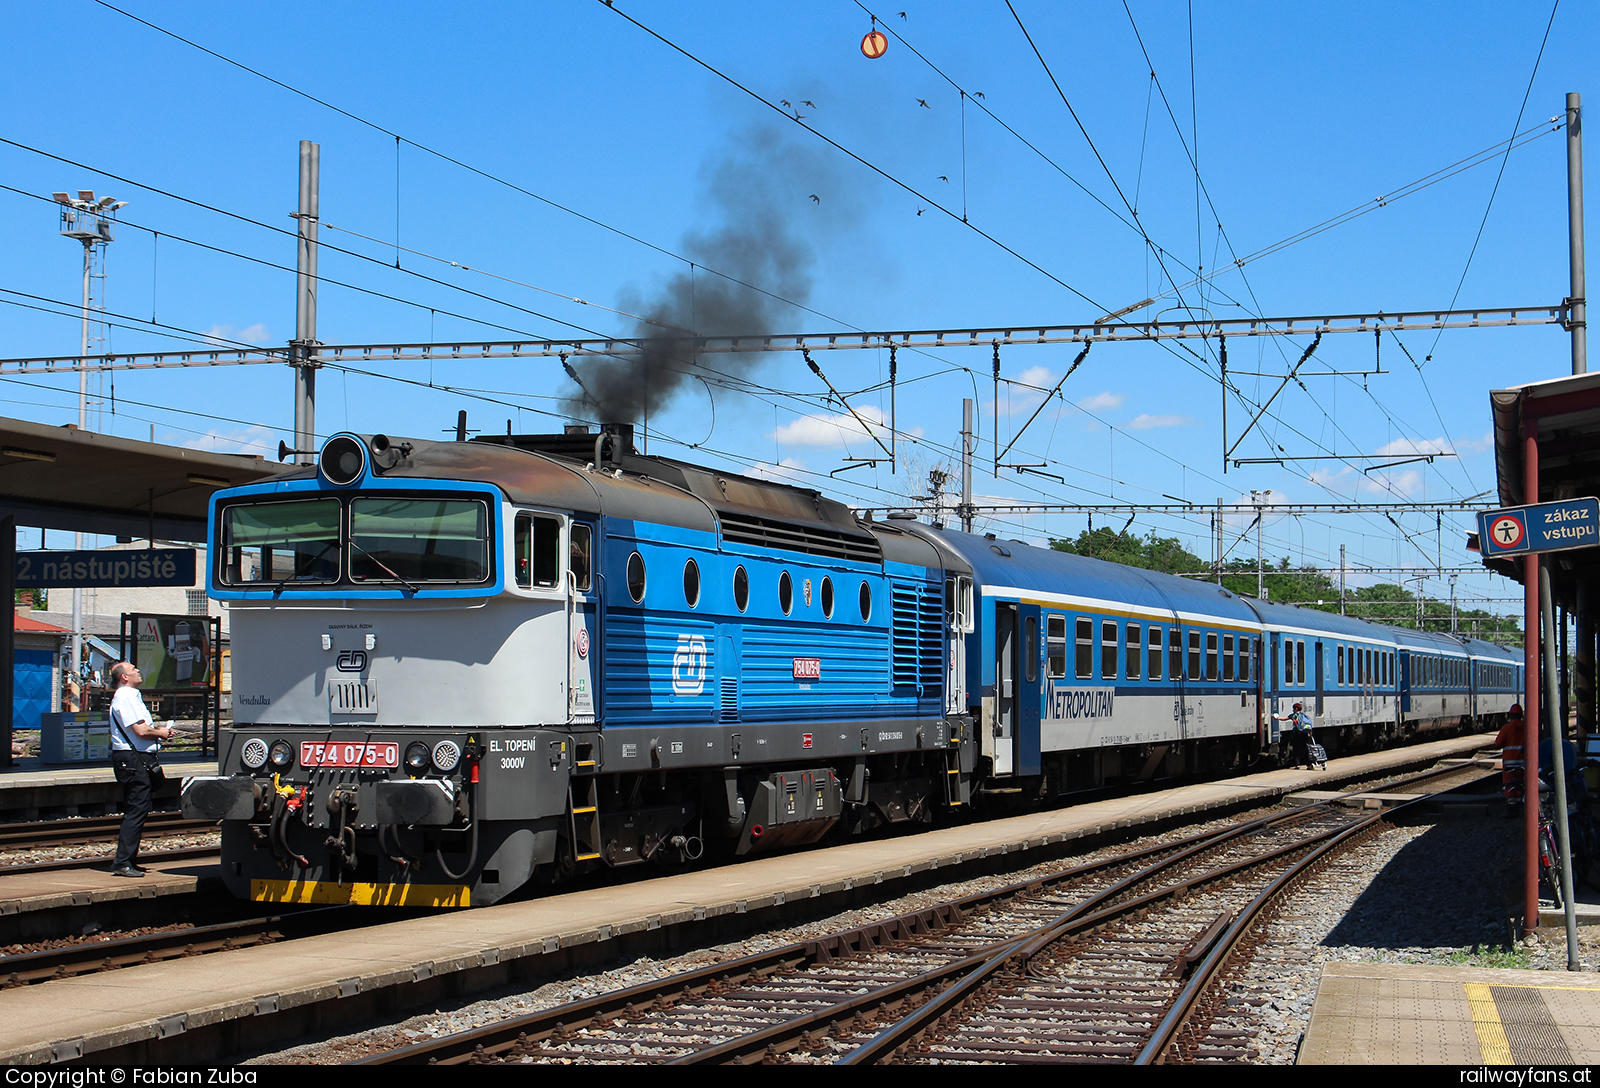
182, 428, 1523, 906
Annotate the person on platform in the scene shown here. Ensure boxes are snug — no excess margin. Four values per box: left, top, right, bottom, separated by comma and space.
107, 662, 175, 878
1494, 704, 1526, 813
1273, 702, 1318, 770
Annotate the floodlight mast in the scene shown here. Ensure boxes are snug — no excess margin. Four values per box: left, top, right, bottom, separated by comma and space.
56, 189, 122, 686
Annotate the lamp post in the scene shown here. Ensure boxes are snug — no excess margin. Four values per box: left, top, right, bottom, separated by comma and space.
52, 190, 124, 689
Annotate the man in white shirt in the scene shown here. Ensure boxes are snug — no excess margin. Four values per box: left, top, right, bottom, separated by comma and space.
108, 661, 176, 877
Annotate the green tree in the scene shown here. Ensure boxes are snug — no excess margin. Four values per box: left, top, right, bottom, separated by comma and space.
1048, 529, 1206, 576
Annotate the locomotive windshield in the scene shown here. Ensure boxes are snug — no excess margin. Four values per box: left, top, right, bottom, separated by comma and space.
221, 498, 341, 583
218, 494, 491, 587
351, 498, 488, 583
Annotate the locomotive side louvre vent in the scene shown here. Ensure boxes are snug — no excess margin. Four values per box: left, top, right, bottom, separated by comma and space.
717, 512, 881, 563
719, 676, 740, 723
330, 679, 378, 715
917, 585, 943, 695
891, 583, 921, 693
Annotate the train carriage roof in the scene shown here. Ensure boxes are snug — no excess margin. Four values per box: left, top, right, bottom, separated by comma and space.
909, 524, 1261, 625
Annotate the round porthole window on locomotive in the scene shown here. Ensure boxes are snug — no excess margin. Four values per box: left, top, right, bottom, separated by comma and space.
683, 558, 700, 607
626, 551, 646, 603
779, 571, 794, 615
859, 580, 872, 621
821, 576, 834, 619
733, 565, 749, 612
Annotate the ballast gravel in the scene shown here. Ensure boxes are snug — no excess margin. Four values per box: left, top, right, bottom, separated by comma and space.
256, 786, 1593, 1067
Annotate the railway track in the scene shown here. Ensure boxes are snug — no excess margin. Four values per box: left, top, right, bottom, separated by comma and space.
0, 811, 215, 850
354, 760, 1493, 1066
0, 907, 352, 988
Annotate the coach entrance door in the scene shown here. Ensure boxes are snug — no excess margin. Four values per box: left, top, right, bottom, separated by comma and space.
993, 603, 1018, 774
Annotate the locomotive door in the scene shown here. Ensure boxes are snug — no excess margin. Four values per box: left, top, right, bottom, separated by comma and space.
993, 603, 1018, 775
567, 521, 597, 724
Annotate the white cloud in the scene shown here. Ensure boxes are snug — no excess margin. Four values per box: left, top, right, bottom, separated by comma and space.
774, 405, 921, 448
205, 323, 273, 346
1076, 391, 1125, 413
1127, 413, 1191, 430
1360, 468, 1424, 497
1012, 365, 1054, 390
747, 457, 810, 485
181, 425, 279, 456
1307, 466, 1354, 488
1375, 435, 1454, 457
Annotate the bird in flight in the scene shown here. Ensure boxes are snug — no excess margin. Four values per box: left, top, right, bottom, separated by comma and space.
898, 10, 907, 17
937, 175, 948, 182
809, 194, 821, 204
916, 207, 925, 216
792, 110, 807, 121
801, 100, 816, 108
973, 91, 986, 99
916, 98, 930, 109
781, 99, 792, 108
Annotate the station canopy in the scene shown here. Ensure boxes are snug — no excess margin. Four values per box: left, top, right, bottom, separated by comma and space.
0, 416, 281, 542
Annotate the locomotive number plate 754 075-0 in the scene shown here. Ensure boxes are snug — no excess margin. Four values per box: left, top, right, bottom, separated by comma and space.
300, 742, 400, 768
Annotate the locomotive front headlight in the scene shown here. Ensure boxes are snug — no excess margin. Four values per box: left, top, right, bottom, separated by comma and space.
240, 737, 269, 771
405, 742, 430, 775
268, 740, 295, 771
431, 740, 461, 773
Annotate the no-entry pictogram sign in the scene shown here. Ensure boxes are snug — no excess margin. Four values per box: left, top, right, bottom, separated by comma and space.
1477, 498, 1600, 558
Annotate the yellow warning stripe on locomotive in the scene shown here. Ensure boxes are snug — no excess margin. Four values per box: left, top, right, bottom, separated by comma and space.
251, 878, 469, 907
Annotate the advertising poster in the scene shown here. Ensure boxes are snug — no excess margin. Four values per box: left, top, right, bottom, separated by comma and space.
134, 615, 215, 691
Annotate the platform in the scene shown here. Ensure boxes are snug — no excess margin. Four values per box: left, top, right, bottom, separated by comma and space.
0, 755, 218, 820
1301, 961, 1600, 1064
0, 732, 1496, 1064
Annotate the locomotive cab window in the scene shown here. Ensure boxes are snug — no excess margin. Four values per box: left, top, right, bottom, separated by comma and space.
948, 576, 974, 633
569, 523, 593, 591
513, 513, 561, 590
220, 498, 340, 584
351, 498, 489, 584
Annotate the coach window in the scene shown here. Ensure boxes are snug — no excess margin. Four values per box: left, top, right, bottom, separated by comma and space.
1075, 618, 1093, 678
1126, 623, 1141, 681
1024, 616, 1039, 683
683, 558, 700, 608
1148, 626, 1163, 680
1102, 620, 1118, 679
1188, 630, 1202, 680
626, 552, 646, 603
569, 524, 592, 591
1296, 640, 1306, 685
1169, 627, 1182, 680
1205, 633, 1219, 681
1222, 634, 1235, 682
1047, 616, 1066, 679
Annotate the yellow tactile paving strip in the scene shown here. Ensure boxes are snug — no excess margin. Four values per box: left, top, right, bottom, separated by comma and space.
1302, 963, 1600, 1064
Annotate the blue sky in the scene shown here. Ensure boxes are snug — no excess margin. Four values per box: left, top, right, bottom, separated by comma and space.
2, 0, 1594, 624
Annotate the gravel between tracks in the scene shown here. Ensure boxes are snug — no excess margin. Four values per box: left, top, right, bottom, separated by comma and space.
0, 829, 219, 869
251, 789, 1586, 1067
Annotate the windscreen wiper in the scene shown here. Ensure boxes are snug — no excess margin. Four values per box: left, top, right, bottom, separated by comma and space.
348, 541, 420, 593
